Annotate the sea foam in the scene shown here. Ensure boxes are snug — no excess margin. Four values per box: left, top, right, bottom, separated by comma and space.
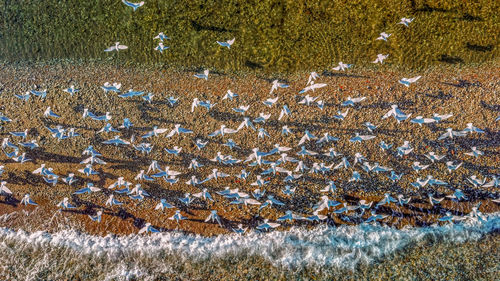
1, 212, 498, 272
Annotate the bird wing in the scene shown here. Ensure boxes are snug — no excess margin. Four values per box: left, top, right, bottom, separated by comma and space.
223, 128, 238, 134
382, 109, 395, 119
178, 127, 192, 133
408, 76, 421, 83
165, 129, 176, 138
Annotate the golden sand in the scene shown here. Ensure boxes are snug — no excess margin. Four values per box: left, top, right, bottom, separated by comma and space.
0, 62, 498, 236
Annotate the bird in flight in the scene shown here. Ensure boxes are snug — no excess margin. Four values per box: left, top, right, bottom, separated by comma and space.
104, 42, 128, 52
398, 17, 414, 27
332, 61, 352, 71
122, 0, 145, 11
194, 69, 209, 80
372, 54, 389, 64
154, 42, 169, 53
216, 38, 235, 49
154, 32, 170, 41
376, 32, 391, 41
398, 76, 421, 87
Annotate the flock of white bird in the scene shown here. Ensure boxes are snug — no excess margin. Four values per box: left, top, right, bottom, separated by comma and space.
0, 1, 499, 234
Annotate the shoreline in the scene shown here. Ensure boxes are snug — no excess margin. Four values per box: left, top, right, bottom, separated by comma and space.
0, 218, 498, 280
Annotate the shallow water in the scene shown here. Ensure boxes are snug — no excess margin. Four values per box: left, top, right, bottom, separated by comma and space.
0, 212, 498, 280
0, 1, 498, 73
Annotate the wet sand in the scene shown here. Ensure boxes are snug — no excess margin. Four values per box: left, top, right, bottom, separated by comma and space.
0, 62, 499, 236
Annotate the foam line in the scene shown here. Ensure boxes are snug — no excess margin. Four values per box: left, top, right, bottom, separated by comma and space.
1, 212, 498, 269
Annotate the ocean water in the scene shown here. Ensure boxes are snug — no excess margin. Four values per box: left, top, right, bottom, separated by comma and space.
1, 1, 498, 72
0, 212, 498, 280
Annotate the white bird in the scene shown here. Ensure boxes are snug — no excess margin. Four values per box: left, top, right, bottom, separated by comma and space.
298, 130, 318, 145
223, 90, 238, 101
105, 194, 123, 206
139, 223, 160, 234
446, 161, 463, 173
432, 113, 453, 122
107, 177, 129, 189
438, 128, 466, 140
349, 133, 376, 143
204, 168, 229, 182
256, 219, 280, 231
20, 193, 37, 206
464, 146, 484, 158
410, 116, 437, 126
165, 124, 193, 138
193, 188, 214, 202
216, 38, 235, 48
398, 17, 414, 27
62, 173, 77, 186
155, 199, 174, 211
425, 151, 445, 162
191, 98, 200, 112
468, 175, 486, 187
104, 42, 128, 52
32, 164, 46, 175
208, 125, 239, 137
194, 139, 208, 150
412, 161, 430, 172
101, 82, 122, 94
153, 32, 170, 41
376, 32, 391, 41
307, 72, 320, 85
169, 210, 187, 223
194, 69, 209, 80
298, 81, 327, 94
333, 108, 350, 121
298, 95, 318, 106
270, 80, 289, 94
399, 76, 421, 87
428, 194, 444, 206
233, 105, 250, 115
372, 54, 389, 64
382, 104, 407, 120
57, 197, 75, 209
232, 224, 248, 235
263, 96, 279, 107
462, 123, 485, 134
122, 0, 144, 11
154, 42, 169, 53
63, 85, 79, 96
483, 176, 499, 188
332, 61, 352, 71
0, 181, 12, 195
204, 210, 222, 226
254, 112, 271, 123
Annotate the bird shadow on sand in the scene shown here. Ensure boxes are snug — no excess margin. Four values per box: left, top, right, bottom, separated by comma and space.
480, 101, 500, 112
422, 90, 455, 100
30, 148, 82, 164
440, 80, 481, 89
41, 119, 89, 131
0, 194, 19, 207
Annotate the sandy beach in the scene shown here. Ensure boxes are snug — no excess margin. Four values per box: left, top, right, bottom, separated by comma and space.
0, 62, 499, 237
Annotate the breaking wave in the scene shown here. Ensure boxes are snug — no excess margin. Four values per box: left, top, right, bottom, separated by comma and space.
0, 212, 498, 280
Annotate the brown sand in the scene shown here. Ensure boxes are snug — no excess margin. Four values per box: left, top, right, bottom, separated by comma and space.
0, 62, 499, 236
